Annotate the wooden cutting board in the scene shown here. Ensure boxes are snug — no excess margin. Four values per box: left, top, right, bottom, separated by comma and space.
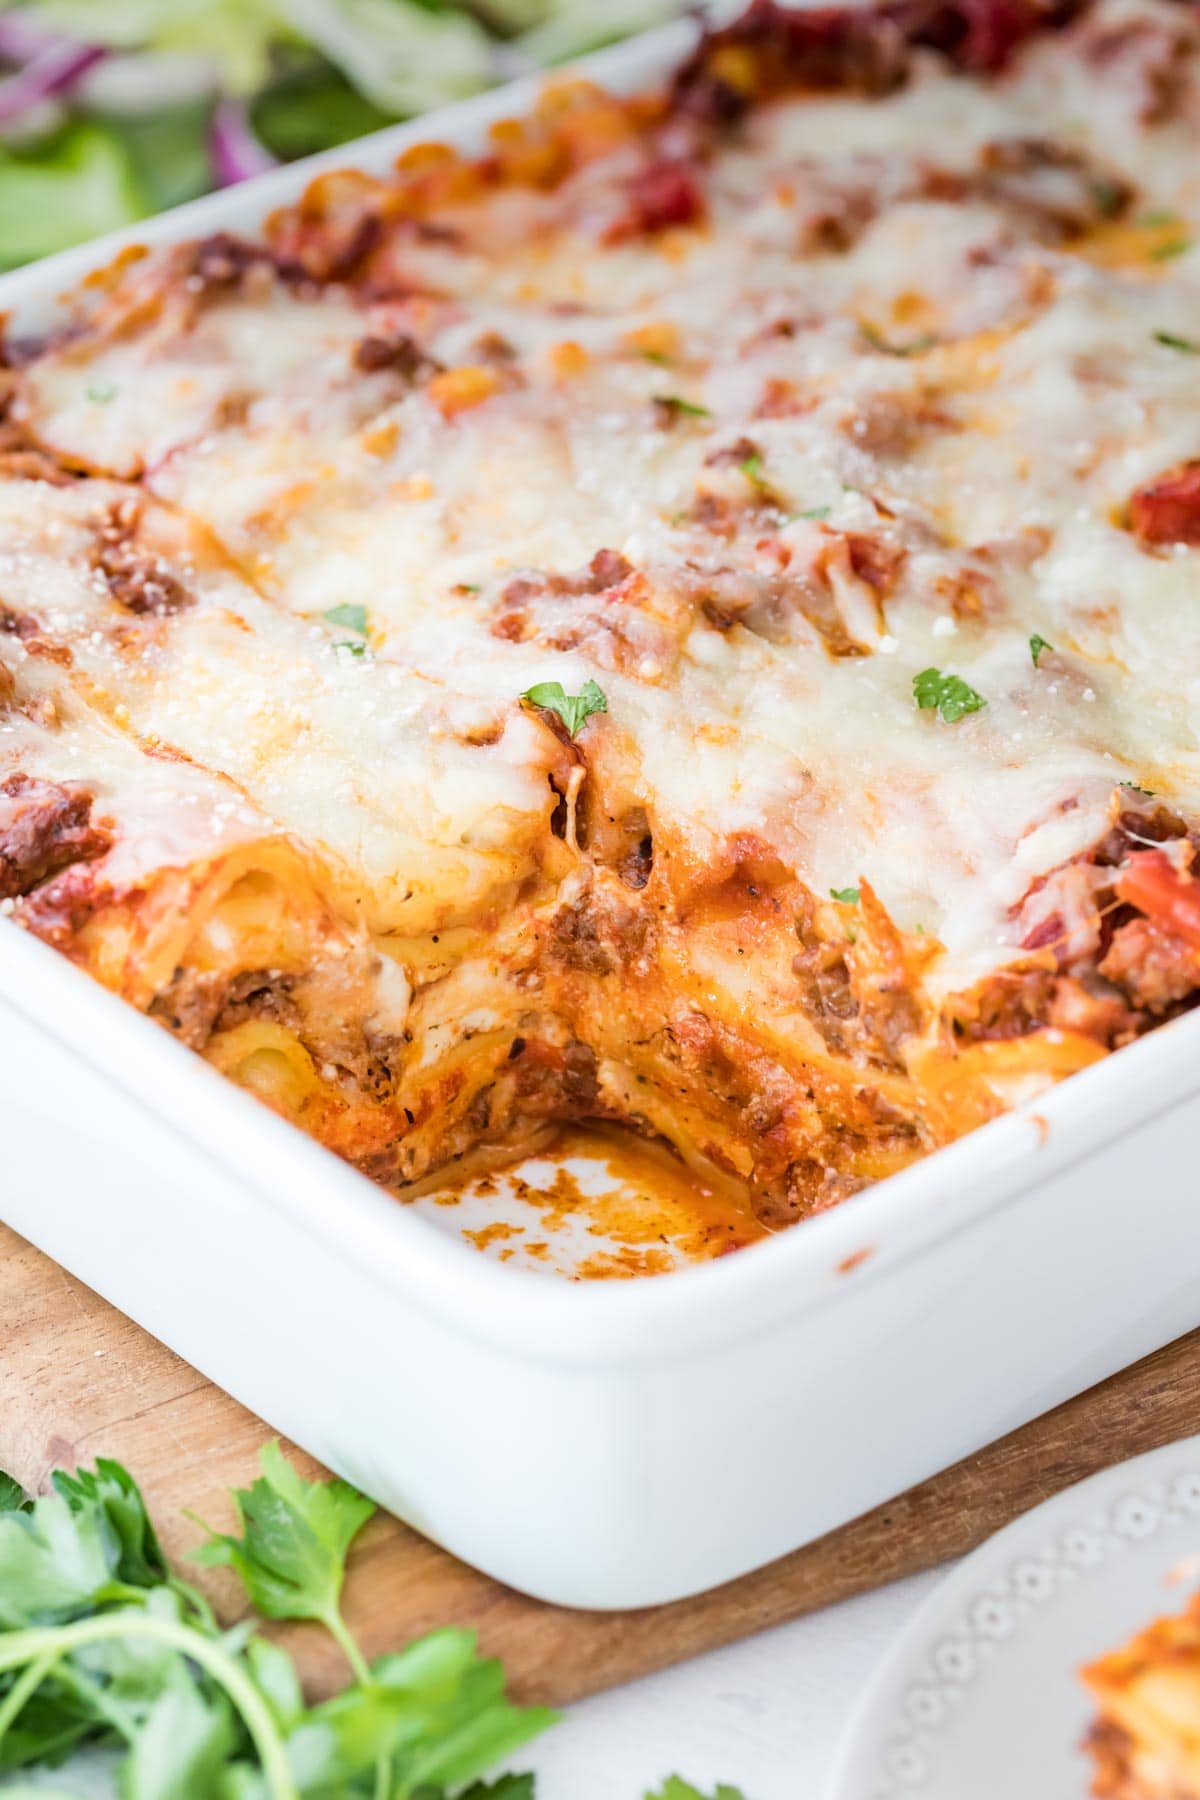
3, 1215, 1200, 1707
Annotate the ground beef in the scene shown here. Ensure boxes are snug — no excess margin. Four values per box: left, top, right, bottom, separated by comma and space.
1100, 914, 1200, 1013
671, 0, 1083, 127
184, 232, 308, 296
975, 136, 1133, 238
1081, 1717, 1136, 1800
547, 893, 616, 976
352, 332, 442, 381
90, 500, 191, 616
0, 773, 109, 900
0, 417, 75, 486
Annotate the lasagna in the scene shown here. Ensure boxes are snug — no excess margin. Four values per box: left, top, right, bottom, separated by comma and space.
3, 0, 1200, 1241
1083, 1593, 1200, 1798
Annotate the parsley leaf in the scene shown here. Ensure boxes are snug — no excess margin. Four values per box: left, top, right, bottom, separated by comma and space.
913, 667, 986, 723
244, 1634, 304, 1737
654, 394, 711, 419
792, 505, 831, 520
0, 1785, 85, 1796
322, 603, 368, 637
645, 1780, 749, 1800
1154, 329, 1200, 354
0, 1484, 147, 1624
830, 886, 860, 904
859, 323, 938, 357
119, 1661, 238, 1798
287, 1631, 555, 1794
1150, 237, 1190, 261
85, 381, 117, 404
520, 678, 608, 739
739, 450, 768, 488
0, 1472, 29, 1516
190, 1441, 373, 1668
1029, 634, 1052, 667
1120, 779, 1156, 797
457, 1779, 538, 1799
0, 1451, 557, 1799
51, 1458, 168, 1590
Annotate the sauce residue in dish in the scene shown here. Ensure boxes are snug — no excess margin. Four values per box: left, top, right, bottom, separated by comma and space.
414, 1123, 766, 1279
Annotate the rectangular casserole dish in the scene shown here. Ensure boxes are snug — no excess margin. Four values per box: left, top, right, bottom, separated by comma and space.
3, 14, 1200, 1611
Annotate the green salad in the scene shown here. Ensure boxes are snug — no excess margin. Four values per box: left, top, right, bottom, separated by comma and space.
0, 0, 690, 268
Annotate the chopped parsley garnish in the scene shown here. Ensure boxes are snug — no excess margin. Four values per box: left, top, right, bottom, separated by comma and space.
322, 604, 370, 655
1150, 237, 1191, 261
1091, 178, 1125, 219
1141, 209, 1179, 228
1029, 633, 1053, 667
85, 380, 117, 403
739, 450, 768, 488
830, 886, 860, 904
1154, 329, 1200, 354
859, 323, 939, 358
638, 347, 671, 365
323, 602, 368, 635
791, 505, 831, 521
521, 678, 608, 738
913, 667, 986, 723
647, 1782, 748, 1800
654, 394, 712, 419
1120, 779, 1156, 797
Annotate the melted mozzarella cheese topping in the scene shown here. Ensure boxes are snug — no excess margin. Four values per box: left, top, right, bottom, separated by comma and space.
0, 482, 556, 936
11, 0, 1200, 1011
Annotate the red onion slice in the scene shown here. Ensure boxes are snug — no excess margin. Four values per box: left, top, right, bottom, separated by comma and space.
0, 10, 68, 63
208, 95, 278, 188
0, 39, 106, 128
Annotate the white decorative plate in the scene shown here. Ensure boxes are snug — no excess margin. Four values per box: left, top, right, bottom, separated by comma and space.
827, 1435, 1200, 1800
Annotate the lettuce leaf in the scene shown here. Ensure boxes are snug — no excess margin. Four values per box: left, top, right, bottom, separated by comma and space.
0, 121, 145, 268
252, 59, 389, 159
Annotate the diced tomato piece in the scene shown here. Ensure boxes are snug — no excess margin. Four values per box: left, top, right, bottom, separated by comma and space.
1115, 849, 1200, 951
608, 159, 705, 242
1129, 462, 1200, 547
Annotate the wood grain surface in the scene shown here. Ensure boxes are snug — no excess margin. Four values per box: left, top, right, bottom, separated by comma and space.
3, 1216, 1200, 1707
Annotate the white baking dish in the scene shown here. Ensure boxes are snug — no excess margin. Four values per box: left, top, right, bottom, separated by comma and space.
4, 23, 1200, 1611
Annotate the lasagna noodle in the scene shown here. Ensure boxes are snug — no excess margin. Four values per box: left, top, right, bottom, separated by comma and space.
4, 0, 1200, 1230
0, 645, 400, 1145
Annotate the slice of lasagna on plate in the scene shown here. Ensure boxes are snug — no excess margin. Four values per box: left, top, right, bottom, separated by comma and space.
1083, 1593, 1200, 1799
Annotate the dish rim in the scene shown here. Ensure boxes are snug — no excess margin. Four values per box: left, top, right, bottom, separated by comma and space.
3, 11, 1199, 1365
